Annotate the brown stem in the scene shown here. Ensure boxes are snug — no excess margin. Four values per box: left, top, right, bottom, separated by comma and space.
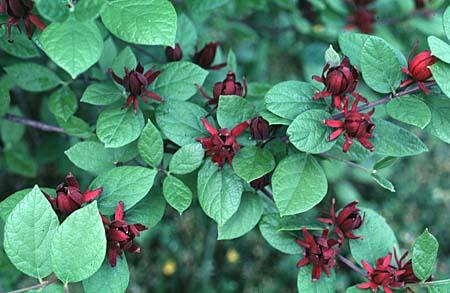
8, 276, 58, 293
337, 254, 367, 277
3, 114, 64, 133
332, 81, 436, 120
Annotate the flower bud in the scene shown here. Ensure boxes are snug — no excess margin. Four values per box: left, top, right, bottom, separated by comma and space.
193, 42, 226, 70
1, 0, 46, 41
250, 117, 271, 141
408, 50, 437, 82
165, 43, 183, 62
344, 112, 375, 139
314, 57, 359, 98
347, 7, 375, 34
250, 174, 271, 190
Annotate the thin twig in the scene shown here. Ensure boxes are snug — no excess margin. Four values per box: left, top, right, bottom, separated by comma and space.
8, 276, 58, 293
3, 114, 65, 133
337, 254, 367, 277
260, 187, 274, 201
332, 81, 436, 120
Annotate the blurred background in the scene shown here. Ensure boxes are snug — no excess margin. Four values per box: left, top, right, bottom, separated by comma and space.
1, 0, 450, 292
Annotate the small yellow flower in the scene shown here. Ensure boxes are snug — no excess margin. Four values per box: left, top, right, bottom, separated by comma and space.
162, 259, 177, 276
226, 248, 240, 264
313, 24, 325, 33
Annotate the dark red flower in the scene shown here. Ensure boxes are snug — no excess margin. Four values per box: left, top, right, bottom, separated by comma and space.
250, 117, 271, 141
295, 229, 338, 281
102, 201, 148, 267
45, 173, 103, 218
347, 7, 376, 34
415, 0, 425, 9
400, 49, 437, 94
109, 63, 163, 112
393, 249, 423, 285
193, 42, 226, 70
298, 0, 318, 24
318, 198, 364, 244
324, 99, 375, 152
358, 253, 407, 293
313, 57, 366, 110
196, 118, 249, 167
0, 0, 46, 42
165, 43, 183, 62
250, 173, 271, 190
197, 71, 247, 106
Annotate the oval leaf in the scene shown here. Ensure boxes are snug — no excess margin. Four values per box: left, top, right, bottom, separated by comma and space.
197, 161, 243, 225
138, 119, 164, 167
169, 142, 205, 175
163, 175, 192, 214
90, 166, 157, 215
51, 202, 106, 283
4, 186, 59, 278
232, 146, 275, 183
272, 154, 328, 216
100, 0, 177, 46
412, 228, 439, 281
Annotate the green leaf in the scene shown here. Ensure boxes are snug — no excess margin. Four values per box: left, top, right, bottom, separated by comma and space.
325, 45, 341, 67
277, 213, 326, 232
90, 166, 157, 215
297, 265, 335, 292
0, 27, 40, 58
260, 109, 292, 126
0, 189, 31, 221
428, 36, 450, 64
431, 61, 450, 99
169, 142, 205, 175
75, 0, 106, 21
163, 175, 192, 214
371, 173, 396, 192
259, 213, 303, 254
35, 0, 70, 22
156, 101, 209, 146
48, 86, 78, 122
126, 187, 166, 229
272, 154, 327, 216
56, 115, 92, 139
338, 33, 370, 68
424, 93, 450, 143
111, 46, 137, 74
40, 16, 103, 79
227, 49, 238, 73
216, 95, 256, 129
98, 37, 118, 73
100, 0, 177, 46
96, 107, 145, 148
345, 286, 366, 293
65, 141, 135, 174
1, 107, 25, 145
218, 193, 263, 240
444, 6, 450, 41
0, 76, 11, 117
386, 95, 431, 129
3, 186, 58, 278
412, 228, 439, 281
51, 202, 106, 283
83, 257, 129, 293
265, 81, 325, 120
374, 156, 397, 170
349, 208, 399, 266
4, 63, 61, 92
232, 146, 275, 182
138, 120, 164, 167
150, 61, 208, 101
197, 161, 243, 225
175, 14, 197, 56
372, 118, 428, 157
4, 147, 37, 178
361, 36, 403, 93
287, 109, 337, 154
81, 82, 124, 106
